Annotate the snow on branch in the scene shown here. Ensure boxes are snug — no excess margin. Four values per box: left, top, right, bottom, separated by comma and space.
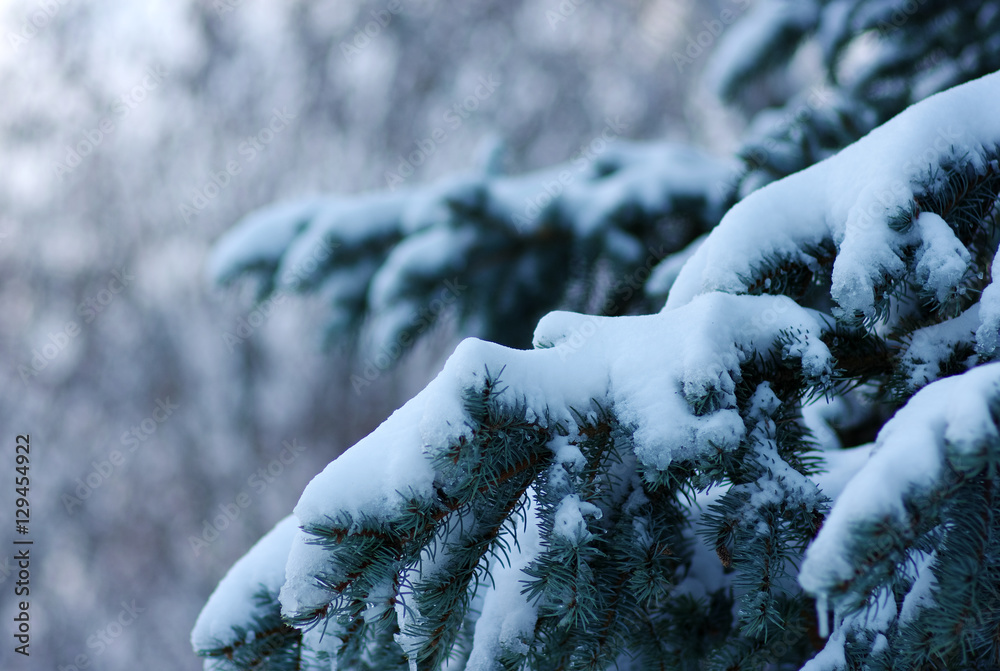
196, 50, 1000, 671
707, 1, 1000, 194
192, 516, 303, 670
207, 142, 737, 350
669, 71, 1000, 338
800, 363, 1000, 669
263, 291, 836, 668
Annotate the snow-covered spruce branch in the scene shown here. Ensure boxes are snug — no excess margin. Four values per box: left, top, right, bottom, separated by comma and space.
194, 73, 1000, 670
708, 0, 1000, 195
207, 142, 736, 351
203, 3, 1000, 367
192, 517, 304, 670
669, 71, 1000, 342
800, 363, 1000, 670
195, 291, 840, 670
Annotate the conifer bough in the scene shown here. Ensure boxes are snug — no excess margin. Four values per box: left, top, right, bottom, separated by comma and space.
194, 4, 1000, 669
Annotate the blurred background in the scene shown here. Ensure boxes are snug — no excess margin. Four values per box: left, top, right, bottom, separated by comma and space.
0, 0, 731, 668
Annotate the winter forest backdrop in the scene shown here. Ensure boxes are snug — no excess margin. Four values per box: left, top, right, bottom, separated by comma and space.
0, 1, 719, 669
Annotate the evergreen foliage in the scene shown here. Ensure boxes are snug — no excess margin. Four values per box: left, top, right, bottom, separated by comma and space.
195, 3, 1000, 670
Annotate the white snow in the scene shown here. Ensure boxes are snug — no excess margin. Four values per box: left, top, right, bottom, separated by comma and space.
646, 234, 707, 302
275, 192, 410, 289
800, 630, 846, 671
191, 515, 298, 650
801, 395, 847, 452
703, 0, 818, 100
668, 71, 1000, 322
912, 211, 971, 305
800, 363, 1000, 600
278, 527, 342, 620
207, 198, 329, 285
674, 486, 730, 602
292, 385, 450, 524
554, 142, 737, 238
900, 305, 979, 391
803, 588, 896, 670
465, 493, 543, 670
897, 551, 938, 625
207, 141, 736, 304
200, 54, 1000, 671
552, 494, 602, 543
812, 443, 874, 503
281, 291, 833, 619
976, 242, 1000, 355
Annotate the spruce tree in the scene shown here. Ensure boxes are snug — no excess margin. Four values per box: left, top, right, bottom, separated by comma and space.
193, 3, 1000, 669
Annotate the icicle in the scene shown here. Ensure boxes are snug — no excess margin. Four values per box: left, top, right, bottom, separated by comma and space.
816, 593, 829, 638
